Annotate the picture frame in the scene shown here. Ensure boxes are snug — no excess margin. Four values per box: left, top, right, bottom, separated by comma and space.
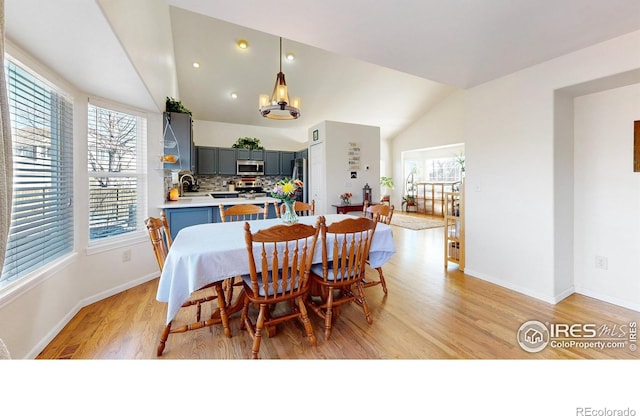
313, 129, 319, 141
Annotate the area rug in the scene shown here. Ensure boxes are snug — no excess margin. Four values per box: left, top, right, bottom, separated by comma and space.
390, 213, 444, 230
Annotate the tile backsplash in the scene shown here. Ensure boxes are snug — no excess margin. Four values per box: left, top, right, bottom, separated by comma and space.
164, 174, 288, 198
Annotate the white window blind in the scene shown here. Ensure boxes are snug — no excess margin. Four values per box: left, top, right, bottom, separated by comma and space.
1, 59, 74, 286
88, 104, 146, 240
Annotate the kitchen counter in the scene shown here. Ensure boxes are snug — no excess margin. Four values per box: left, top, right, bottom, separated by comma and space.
159, 196, 279, 209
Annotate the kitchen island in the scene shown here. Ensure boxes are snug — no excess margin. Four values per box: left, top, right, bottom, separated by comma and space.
159, 196, 280, 240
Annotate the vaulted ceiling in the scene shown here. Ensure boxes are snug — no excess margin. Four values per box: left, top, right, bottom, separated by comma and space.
5, 0, 640, 141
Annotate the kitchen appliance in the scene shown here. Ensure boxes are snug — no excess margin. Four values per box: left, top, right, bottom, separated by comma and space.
291, 157, 308, 202
236, 160, 265, 176
234, 178, 267, 197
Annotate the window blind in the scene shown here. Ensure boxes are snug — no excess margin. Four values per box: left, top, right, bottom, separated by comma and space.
1, 60, 74, 285
88, 104, 146, 240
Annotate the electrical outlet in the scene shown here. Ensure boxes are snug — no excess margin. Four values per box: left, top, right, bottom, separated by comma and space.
595, 255, 608, 270
122, 249, 131, 263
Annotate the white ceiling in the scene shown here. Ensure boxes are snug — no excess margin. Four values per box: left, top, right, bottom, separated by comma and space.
5, 0, 640, 141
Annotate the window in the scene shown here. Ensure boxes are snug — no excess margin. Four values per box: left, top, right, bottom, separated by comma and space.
425, 157, 462, 182
1, 59, 74, 287
87, 104, 146, 241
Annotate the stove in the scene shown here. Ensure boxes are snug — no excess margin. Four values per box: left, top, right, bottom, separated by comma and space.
234, 177, 267, 197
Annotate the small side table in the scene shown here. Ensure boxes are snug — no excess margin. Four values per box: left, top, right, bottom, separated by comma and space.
332, 203, 365, 214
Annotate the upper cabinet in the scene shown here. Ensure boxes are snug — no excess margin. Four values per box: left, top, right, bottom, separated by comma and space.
194, 146, 308, 176
236, 149, 264, 160
280, 151, 295, 177
163, 112, 195, 172
196, 147, 217, 175
264, 150, 280, 175
218, 148, 237, 174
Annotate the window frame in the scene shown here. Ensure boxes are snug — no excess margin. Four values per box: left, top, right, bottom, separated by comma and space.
86, 99, 148, 249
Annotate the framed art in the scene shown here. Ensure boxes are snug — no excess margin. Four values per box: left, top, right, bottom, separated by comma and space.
313, 129, 319, 141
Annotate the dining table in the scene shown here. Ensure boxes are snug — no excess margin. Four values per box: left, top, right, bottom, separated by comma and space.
156, 213, 397, 325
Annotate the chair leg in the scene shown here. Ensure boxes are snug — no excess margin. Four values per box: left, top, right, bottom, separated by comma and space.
214, 283, 231, 338
157, 321, 172, 357
324, 288, 335, 340
356, 282, 373, 324
251, 304, 268, 359
376, 267, 388, 295
240, 295, 251, 330
297, 299, 317, 347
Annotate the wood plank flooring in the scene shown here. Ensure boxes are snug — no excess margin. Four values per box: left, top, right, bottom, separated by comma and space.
37, 216, 640, 359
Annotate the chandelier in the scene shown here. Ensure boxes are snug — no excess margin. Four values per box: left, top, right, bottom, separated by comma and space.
258, 37, 301, 120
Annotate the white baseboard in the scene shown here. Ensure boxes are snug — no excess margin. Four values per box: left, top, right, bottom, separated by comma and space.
463, 268, 561, 305
574, 287, 640, 313
25, 272, 159, 359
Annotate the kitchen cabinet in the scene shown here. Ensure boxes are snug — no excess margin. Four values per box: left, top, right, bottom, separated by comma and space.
163, 112, 195, 172
236, 149, 264, 160
196, 146, 217, 175
264, 150, 280, 175
164, 207, 213, 240
218, 148, 236, 175
163, 201, 279, 238
280, 151, 295, 177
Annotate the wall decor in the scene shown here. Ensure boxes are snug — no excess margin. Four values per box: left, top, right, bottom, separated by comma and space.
348, 141, 360, 171
313, 129, 319, 141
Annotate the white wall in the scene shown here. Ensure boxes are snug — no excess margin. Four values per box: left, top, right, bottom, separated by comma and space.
309, 121, 380, 214
193, 119, 308, 151
464, 30, 640, 305
390, 90, 465, 207
573, 84, 640, 310
97, 0, 177, 111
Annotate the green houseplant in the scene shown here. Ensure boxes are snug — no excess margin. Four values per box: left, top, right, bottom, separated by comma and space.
380, 176, 394, 196
165, 97, 192, 116
232, 137, 265, 150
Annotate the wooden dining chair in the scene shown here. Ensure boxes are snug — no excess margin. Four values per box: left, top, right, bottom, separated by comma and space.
218, 202, 270, 305
240, 217, 324, 358
219, 203, 268, 222
362, 202, 395, 294
305, 215, 378, 340
276, 199, 315, 218
145, 216, 231, 356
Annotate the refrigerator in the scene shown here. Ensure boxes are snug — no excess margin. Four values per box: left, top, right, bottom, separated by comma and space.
291, 158, 308, 203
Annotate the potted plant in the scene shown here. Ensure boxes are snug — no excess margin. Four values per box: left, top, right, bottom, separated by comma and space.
380, 176, 394, 196
232, 137, 265, 150
165, 97, 192, 116
402, 194, 416, 212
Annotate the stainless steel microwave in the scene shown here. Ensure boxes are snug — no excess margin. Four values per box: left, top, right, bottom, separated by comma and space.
237, 160, 265, 176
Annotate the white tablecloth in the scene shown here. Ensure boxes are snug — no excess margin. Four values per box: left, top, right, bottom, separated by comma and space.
156, 214, 396, 324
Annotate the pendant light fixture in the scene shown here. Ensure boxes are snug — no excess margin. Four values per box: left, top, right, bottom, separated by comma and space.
258, 37, 301, 120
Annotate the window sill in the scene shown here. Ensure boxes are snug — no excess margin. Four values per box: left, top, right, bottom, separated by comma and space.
0, 252, 79, 307
86, 231, 148, 256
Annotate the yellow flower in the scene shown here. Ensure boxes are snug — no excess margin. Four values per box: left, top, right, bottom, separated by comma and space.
282, 182, 295, 194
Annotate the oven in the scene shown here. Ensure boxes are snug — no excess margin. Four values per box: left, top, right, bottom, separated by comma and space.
236, 160, 265, 176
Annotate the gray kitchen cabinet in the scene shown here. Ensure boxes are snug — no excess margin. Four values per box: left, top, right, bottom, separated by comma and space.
264, 150, 281, 175
218, 148, 237, 174
163, 112, 195, 172
196, 146, 217, 175
280, 151, 295, 177
236, 149, 264, 160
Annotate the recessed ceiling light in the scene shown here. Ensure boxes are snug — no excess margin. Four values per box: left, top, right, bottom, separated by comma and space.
192, 62, 200, 68
286, 53, 295, 61
237, 39, 249, 50
230, 92, 238, 99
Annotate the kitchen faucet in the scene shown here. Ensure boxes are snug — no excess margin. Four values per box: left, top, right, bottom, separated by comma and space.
178, 173, 195, 196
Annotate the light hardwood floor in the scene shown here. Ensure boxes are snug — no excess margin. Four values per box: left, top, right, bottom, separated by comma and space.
37, 215, 640, 359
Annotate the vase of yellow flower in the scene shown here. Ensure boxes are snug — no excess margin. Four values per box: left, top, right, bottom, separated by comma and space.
340, 192, 352, 205
270, 178, 304, 224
